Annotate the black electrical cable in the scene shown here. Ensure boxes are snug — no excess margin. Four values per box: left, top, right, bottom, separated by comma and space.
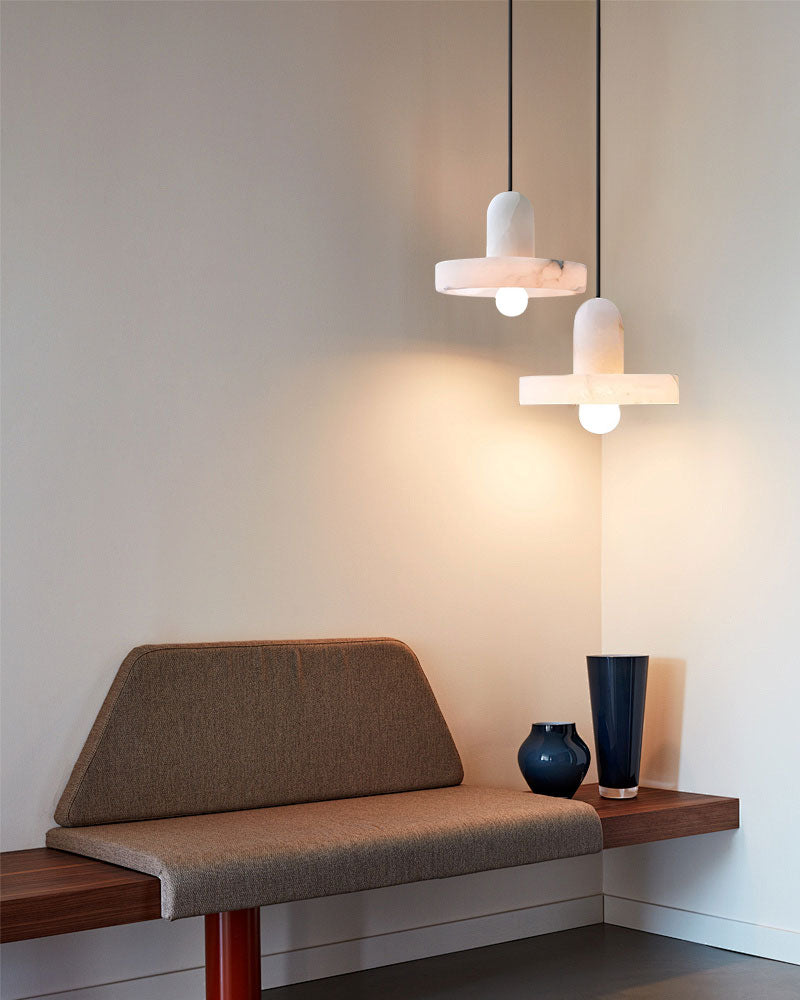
508, 0, 513, 191
596, 0, 601, 298
507, 0, 599, 278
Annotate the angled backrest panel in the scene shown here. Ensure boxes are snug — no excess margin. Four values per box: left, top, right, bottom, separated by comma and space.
55, 638, 464, 827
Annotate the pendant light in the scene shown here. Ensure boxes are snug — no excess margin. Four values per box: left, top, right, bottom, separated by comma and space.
519, 0, 678, 432
435, 0, 587, 315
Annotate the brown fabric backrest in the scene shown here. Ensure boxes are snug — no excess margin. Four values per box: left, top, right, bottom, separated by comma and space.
54, 638, 463, 827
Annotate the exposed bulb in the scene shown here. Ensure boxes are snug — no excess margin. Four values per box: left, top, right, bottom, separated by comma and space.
578, 404, 621, 435
495, 287, 528, 317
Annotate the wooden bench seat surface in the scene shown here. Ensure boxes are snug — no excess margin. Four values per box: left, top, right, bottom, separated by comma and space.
0, 784, 739, 944
1, 847, 161, 942
573, 784, 739, 849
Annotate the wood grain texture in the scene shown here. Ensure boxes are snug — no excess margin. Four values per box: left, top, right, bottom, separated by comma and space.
0, 787, 739, 942
0, 847, 161, 942
574, 784, 740, 849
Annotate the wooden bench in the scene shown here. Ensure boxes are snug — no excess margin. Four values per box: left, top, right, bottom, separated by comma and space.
1, 784, 738, 944
0, 640, 739, 999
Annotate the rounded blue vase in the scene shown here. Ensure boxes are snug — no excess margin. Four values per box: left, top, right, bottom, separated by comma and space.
517, 722, 591, 799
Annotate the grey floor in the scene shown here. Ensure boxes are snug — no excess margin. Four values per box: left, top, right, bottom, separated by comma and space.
263, 925, 800, 999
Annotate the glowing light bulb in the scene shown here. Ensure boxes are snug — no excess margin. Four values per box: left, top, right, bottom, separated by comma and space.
578, 403, 621, 435
495, 287, 528, 317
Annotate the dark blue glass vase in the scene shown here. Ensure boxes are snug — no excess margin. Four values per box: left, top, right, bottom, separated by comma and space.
517, 722, 591, 798
587, 655, 649, 799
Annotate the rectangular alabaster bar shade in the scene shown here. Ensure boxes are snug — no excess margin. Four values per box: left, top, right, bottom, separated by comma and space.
519, 374, 679, 405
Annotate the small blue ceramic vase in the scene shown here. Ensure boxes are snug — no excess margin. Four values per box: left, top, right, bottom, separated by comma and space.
517, 722, 591, 798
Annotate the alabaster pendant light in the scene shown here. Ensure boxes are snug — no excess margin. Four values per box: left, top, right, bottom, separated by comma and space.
519, 0, 678, 432
435, 0, 587, 316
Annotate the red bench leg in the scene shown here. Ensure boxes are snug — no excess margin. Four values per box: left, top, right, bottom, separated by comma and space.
205, 908, 261, 1000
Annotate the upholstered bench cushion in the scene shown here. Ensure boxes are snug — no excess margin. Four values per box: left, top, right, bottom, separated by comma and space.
54, 639, 463, 827
51, 638, 601, 921
47, 785, 602, 919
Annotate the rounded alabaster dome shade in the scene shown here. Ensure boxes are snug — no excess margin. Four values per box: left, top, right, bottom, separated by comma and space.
435, 192, 587, 298
519, 298, 679, 406
573, 297, 624, 374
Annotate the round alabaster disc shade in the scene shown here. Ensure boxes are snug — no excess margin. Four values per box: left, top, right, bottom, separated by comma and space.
435, 256, 588, 297
519, 373, 679, 405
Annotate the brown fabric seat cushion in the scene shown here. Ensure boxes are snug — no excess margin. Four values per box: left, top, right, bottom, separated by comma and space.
55, 639, 463, 827
47, 785, 602, 919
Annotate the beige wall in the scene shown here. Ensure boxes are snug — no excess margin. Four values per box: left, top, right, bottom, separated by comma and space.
8, 0, 795, 991
601, 0, 800, 962
1, 3, 600, 996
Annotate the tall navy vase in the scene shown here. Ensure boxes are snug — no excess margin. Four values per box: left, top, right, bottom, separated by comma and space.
587, 655, 648, 799
517, 723, 591, 798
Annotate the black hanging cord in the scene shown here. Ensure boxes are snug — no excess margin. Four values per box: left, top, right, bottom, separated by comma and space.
508, 0, 513, 191
596, 0, 601, 298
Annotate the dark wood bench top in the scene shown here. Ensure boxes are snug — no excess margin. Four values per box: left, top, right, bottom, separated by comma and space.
0, 785, 738, 943
573, 784, 739, 850
1, 846, 161, 942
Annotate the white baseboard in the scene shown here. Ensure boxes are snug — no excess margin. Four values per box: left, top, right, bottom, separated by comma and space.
260, 893, 602, 990
13, 895, 602, 999
9, 893, 798, 998
604, 895, 800, 966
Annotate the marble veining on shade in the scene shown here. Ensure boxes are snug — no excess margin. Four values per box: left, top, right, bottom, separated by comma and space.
519, 298, 680, 406
436, 190, 588, 297
435, 255, 587, 296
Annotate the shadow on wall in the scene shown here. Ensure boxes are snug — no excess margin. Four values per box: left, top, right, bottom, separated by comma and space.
641, 658, 686, 789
